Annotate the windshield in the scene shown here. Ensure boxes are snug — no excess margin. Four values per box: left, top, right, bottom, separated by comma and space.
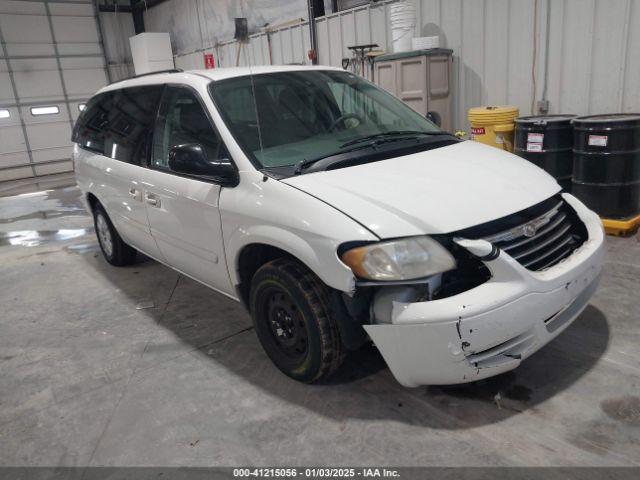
208, 70, 442, 169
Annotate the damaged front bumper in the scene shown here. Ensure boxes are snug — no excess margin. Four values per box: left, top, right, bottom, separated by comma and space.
363, 194, 605, 387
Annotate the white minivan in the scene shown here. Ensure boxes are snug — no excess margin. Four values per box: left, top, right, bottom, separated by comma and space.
73, 66, 604, 387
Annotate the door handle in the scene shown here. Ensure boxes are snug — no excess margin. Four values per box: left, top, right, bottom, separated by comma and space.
145, 192, 160, 207
129, 188, 142, 201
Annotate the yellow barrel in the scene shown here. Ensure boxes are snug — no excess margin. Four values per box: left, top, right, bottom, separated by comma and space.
468, 105, 519, 152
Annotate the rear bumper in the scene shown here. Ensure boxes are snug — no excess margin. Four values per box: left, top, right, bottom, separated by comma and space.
364, 194, 605, 387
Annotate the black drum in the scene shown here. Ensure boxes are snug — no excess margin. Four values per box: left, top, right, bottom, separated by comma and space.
572, 114, 640, 219
514, 115, 576, 192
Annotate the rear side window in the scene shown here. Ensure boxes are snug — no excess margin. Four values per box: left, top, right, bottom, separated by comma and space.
72, 85, 163, 165
72, 91, 113, 155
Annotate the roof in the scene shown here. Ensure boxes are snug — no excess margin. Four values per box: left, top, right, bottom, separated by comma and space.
101, 65, 344, 93
189, 64, 344, 81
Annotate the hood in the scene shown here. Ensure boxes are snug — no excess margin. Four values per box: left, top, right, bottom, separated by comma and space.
282, 141, 561, 238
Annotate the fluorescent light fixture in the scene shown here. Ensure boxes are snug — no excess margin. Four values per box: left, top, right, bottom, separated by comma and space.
78, 103, 86, 111
31, 105, 59, 116
0, 109, 9, 119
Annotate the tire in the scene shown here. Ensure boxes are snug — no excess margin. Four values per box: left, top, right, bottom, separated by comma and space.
93, 204, 137, 266
250, 258, 345, 383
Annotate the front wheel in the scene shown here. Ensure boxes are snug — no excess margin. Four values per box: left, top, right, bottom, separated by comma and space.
93, 204, 137, 266
250, 258, 345, 383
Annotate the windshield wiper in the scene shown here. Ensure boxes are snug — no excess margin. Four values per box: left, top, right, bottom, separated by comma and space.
294, 135, 430, 174
294, 143, 373, 174
294, 131, 457, 174
340, 130, 454, 148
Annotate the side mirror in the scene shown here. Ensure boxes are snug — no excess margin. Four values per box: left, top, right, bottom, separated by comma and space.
427, 111, 442, 128
168, 143, 239, 187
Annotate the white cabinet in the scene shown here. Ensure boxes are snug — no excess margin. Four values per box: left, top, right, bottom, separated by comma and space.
129, 33, 174, 75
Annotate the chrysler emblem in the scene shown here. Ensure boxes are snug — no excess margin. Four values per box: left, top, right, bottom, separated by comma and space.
523, 224, 537, 237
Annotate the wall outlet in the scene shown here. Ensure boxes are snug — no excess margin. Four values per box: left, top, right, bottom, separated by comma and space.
537, 99, 550, 115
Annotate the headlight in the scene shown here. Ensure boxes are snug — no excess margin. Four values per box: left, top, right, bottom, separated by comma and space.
341, 236, 456, 281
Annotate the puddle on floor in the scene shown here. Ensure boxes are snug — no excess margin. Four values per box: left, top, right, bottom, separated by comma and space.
0, 228, 93, 247
65, 242, 100, 254
0, 186, 89, 225
0, 208, 88, 224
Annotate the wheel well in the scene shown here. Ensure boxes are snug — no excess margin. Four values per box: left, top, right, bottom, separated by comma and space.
236, 244, 295, 309
236, 243, 369, 351
86, 192, 99, 213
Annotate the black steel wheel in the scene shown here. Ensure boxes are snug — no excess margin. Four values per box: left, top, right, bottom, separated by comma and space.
250, 258, 344, 383
262, 287, 309, 362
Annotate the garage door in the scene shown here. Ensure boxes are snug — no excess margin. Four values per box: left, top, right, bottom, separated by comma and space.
0, 0, 109, 182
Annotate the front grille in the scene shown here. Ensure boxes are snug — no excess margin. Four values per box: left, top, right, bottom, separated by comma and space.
458, 196, 588, 271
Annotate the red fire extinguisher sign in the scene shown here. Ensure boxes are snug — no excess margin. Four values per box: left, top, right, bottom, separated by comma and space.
204, 53, 215, 69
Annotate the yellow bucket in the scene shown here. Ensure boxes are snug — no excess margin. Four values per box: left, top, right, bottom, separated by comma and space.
468, 105, 519, 152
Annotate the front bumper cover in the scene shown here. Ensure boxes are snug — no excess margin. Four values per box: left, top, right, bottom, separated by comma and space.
363, 193, 605, 387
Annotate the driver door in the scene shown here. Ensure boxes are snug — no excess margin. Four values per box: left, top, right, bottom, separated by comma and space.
140, 85, 234, 296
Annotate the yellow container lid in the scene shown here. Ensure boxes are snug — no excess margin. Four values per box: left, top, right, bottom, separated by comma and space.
468, 105, 519, 125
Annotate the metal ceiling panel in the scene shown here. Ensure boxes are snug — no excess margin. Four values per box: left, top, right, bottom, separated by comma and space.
34, 160, 73, 176
51, 16, 99, 43
0, 14, 52, 43
0, 73, 13, 103
0, 125, 28, 168
59, 56, 104, 69
56, 42, 102, 55
13, 70, 65, 102
48, 3, 94, 17
62, 68, 107, 96
1, 166, 33, 181
25, 122, 72, 151
31, 145, 72, 164
0, 1, 45, 15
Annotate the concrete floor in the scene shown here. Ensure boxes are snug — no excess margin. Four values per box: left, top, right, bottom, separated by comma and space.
1, 182, 639, 467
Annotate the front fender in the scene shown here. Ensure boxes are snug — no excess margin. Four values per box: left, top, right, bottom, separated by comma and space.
225, 224, 357, 293
220, 170, 377, 293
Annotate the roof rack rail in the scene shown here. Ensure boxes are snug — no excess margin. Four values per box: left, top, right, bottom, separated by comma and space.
110, 68, 184, 84
130, 68, 183, 79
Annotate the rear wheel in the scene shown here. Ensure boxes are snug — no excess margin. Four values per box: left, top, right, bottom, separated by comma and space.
93, 204, 137, 266
250, 258, 344, 383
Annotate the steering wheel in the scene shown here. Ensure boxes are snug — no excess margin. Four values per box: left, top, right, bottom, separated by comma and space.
328, 113, 363, 132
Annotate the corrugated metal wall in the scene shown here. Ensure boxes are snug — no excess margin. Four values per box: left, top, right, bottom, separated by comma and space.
173, 21, 312, 71
142, 0, 310, 69
144, 0, 308, 55
101, 0, 640, 133
315, 0, 640, 130
546, 0, 640, 115
98, 10, 136, 81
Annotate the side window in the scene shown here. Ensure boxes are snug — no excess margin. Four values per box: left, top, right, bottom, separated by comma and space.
72, 86, 162, 165
72, 92, 114, 156
108, 86, 163, 165
152, 87, 224, 170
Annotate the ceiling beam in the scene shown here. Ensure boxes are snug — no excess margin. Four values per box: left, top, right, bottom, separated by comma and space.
98, 4, 133, 13
97, 0, 169, 14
